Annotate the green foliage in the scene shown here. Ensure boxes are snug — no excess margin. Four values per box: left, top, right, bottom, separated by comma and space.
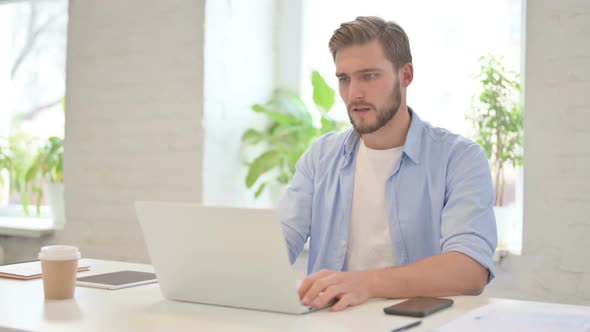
0, 133, 42, 215
242, 70, 345, 198
31, 136, 64, 184
466, 54, 523, 206
0, 134, 64, 215
0, 137, 8, 186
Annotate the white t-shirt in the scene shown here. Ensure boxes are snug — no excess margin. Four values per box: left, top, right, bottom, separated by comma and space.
345, 139, 403, 271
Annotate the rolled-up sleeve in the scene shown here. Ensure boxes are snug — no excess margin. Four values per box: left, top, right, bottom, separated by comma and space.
440, 142, 497, 281
278, 147, 316, 264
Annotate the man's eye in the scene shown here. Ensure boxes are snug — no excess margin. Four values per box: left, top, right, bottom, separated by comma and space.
364, 73, 376, 80
338, 77, 349, 83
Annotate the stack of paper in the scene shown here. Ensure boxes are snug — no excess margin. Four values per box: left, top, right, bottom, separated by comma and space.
433, 301, 590, 332
0, 260, 90, 280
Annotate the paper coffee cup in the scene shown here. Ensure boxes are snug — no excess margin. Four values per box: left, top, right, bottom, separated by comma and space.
38, 245, 81, 300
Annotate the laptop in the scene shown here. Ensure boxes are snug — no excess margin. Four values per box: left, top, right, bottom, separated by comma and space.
134, 201, 320, 314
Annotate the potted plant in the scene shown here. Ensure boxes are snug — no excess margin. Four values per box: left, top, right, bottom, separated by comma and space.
2, 133, 42, 215
241, 70, 346, 200
28, 136, 65, 227
1, 133, 64, 227
466, 53, 524, 249
1, 98, 66, 221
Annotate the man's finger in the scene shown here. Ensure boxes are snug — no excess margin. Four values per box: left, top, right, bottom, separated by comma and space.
298, 269, 333, 299
301, 274, 337, 305
331, 294, 353, 312
311, 285, 343, 308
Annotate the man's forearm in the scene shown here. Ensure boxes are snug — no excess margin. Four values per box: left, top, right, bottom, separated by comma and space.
366, 251, 489, 299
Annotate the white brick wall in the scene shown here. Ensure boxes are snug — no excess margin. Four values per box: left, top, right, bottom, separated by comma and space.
57, 0, 205, 263
486, 0, 590, 305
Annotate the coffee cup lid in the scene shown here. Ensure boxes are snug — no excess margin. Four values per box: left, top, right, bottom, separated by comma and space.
38, 245, 81, 261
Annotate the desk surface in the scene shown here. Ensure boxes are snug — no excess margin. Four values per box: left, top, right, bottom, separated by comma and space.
0, 259, 583, 332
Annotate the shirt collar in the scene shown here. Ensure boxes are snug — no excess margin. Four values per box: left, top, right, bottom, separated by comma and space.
342, 107, 424, 164
402, 107, 424, 164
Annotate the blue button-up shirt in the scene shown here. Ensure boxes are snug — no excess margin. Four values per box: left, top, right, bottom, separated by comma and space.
278, 110, 497, 280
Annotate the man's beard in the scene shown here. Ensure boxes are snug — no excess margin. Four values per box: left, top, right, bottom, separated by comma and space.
347, 82, 402, 135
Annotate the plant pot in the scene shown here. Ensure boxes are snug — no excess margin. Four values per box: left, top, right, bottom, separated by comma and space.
47, 183, 66, 229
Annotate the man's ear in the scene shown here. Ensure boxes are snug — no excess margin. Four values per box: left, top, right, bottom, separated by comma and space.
400, 63, 414, 88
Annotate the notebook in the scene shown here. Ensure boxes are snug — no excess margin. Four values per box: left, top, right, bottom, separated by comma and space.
0, 259, 90, 280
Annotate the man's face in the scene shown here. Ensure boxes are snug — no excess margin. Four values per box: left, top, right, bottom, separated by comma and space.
335, 39, 401, 134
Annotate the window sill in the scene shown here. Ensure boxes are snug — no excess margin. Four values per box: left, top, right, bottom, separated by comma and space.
0, 217, 55, 238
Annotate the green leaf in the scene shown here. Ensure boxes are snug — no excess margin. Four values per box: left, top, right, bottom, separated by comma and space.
254, 183, 266, 198
252, 104, 300, 126
21, 190, 30, 216
245, 150, 281, 189
33, 185, 43, 215
54, 156, 63, 183
319, 115, 337, 135
467, 53, 523, 196
241, 129, 265, 144
311, 70, 336, 112
241, 70, 343, 200
269, 90, 313, 125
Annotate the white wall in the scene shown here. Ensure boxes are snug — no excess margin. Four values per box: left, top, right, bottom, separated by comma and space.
486, 0, 590, 305
63, 0, 206, 262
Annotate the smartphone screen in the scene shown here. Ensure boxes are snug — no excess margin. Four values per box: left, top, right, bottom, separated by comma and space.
383, 297, 454, 317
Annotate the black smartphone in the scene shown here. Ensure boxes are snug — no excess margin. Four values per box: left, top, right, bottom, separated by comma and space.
383, 297, 454, 317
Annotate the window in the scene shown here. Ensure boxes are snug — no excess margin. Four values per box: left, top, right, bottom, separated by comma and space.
297, 0, 524, 252
0, 0, 68, 216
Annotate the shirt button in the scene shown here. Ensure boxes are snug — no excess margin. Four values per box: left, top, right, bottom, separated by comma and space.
340, 240, 346, 247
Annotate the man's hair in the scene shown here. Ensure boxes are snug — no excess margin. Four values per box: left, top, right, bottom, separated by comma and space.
329, 16, 412, 69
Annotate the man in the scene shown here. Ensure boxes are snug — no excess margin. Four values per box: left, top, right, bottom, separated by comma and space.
278, 16, 497, 312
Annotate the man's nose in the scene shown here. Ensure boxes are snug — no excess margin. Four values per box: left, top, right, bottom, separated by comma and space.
347, 79, 365, 101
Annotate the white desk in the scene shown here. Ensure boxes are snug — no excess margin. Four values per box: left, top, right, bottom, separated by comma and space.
0, 259, 583, 332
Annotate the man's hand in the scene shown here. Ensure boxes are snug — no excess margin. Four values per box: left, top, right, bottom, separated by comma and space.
298, 269, 374, 312
297, 252, 488, 312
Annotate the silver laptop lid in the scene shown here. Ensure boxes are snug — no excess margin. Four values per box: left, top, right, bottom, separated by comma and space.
135, 201, 306, 314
